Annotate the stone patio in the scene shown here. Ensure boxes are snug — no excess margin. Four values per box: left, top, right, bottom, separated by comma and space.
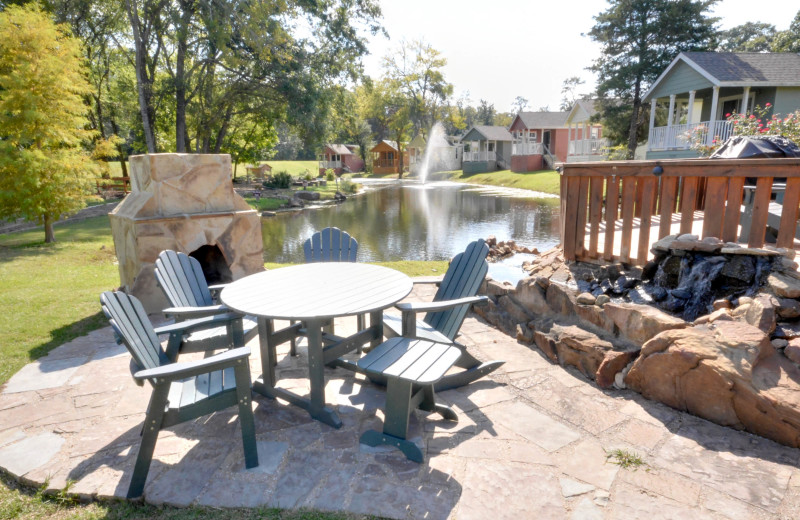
1, 282, 799, 519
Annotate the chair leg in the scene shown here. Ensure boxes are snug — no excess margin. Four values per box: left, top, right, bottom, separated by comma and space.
127, 385, 169, 499
419, 385, 458, 421
289, 320, 297, 356
234, 362, 259, 469
433, 360, 505, 392
356, 314, 365, 354
359, 378, 424, 463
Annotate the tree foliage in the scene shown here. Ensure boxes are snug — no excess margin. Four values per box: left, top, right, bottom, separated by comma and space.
382, 39, 453, 138
0, 4, 98, 242
717, 21, 776, 52
588, 0, 719, 157
772, 10, 800, 53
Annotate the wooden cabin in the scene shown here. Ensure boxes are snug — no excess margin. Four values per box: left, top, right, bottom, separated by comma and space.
508, 111, 569, 172
318, 144, 365, 175
371, 140, 407, 174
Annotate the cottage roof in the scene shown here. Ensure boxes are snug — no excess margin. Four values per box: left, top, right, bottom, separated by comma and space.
462, 125, 513, 142
325, 144, 353, 155
644, 52, 800, 101
370, 140, 400, 153
513, 111, 569, 130
565, 99, 602, 124
408, 134, 427, 149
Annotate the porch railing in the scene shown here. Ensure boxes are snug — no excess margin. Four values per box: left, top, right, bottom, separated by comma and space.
648, 120, 733, 151
512, 142, 543, 156
374, 158, 398, 168
560, 158, 800, 265
318, 160, 342, 169
568, 138, 609, 156
463, 151, 496, 162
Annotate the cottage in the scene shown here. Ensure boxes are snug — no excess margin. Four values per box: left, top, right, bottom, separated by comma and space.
460, 126, 513, 174
643, 52, 800, 159
245, 162, 272, 181
565, 99, 609, 163
508, 111, 569, 172
370, 140, 406, 174
318, 144, 365, 175
407, 133, 462, 176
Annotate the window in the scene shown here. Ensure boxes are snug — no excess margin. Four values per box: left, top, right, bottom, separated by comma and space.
387, 152, 394, 161
487, 142, 495, 152
529, 130, 537, 141
591, 127, 599, 139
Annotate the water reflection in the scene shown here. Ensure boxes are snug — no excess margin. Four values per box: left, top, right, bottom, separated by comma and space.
262, 182, 561, 263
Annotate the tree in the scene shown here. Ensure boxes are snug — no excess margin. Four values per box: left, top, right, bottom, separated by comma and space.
772, 10, 800, 53
382, 39, 453, 137
560, 76, 586, 111
717, 22, 775, 51
0, 4, 98, 243
588, 0, 719, 158
511, 96, 529, 114
476, 100, 496, 125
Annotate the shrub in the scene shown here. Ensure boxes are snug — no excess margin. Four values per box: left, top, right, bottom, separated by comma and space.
339, 177, 358, 194
325, 168, 335, 181
266, 170, 292, 189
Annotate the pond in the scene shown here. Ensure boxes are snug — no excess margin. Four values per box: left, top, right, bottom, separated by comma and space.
261, 181, 561, 282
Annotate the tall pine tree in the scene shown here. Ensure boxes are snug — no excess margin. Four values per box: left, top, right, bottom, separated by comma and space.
588, 0, 719, 158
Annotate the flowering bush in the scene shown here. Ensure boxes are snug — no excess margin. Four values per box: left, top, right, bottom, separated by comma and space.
686, 103, 800, 156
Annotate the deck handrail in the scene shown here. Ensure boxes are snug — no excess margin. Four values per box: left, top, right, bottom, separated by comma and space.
560, 158, 800, 265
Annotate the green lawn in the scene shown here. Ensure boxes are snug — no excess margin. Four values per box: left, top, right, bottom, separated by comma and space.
258, 160, 318, 177
426, 169, 561, 196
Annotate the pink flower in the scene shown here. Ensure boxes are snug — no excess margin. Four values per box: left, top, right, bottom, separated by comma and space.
749, 115, 756, 119
725, 113, 731, 117
766, 103, 772, 107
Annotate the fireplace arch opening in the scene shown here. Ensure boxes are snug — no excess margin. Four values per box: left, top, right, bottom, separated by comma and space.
190, 245, 233, 285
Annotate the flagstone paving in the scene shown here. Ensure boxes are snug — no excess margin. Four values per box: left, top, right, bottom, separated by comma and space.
1, 282, 800, 519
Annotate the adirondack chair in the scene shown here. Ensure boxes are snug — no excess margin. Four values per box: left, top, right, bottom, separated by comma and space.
155, 250, 259, 353
382, 239, 505, 391
100, 291, 258, 498
297, 227, 363, 355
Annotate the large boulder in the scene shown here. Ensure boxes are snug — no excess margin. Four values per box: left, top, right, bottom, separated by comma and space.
603, 302, 687, 345
768, 272, 800, 298
625, 320, 800, 448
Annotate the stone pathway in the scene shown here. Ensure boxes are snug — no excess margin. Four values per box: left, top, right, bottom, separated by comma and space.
1, 283, 799, 519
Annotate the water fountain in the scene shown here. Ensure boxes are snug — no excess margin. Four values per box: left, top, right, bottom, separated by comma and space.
417, 122, 448, 184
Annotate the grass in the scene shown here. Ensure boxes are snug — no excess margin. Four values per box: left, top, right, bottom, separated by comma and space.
426, 169, 561, 195
604, 449, 649, 471
0, 470, 379, 520
241, 195, 286, 211
0, 217, 120, 384
254, 160, 318, 178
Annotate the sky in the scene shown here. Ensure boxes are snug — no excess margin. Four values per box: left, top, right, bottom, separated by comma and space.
361, 0, 798, 114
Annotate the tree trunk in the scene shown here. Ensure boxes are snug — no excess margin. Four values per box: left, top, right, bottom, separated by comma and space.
43, 213, 56, 243
213, 104, 234, 153
174, 1, 193, 152
627, 79, 643, 160
126, 0, 157, 153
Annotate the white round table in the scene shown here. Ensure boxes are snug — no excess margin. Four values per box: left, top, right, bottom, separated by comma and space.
221, 263, 412, 428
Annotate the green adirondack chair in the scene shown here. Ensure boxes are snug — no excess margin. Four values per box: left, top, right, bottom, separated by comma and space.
303, 226, 358, 263
382, 239, 505, 390
100, 291, 258, 498
155, 250, 259, 353
296, 227, 363, 355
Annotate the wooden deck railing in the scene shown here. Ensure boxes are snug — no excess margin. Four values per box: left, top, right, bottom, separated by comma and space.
560, 158, 800, 265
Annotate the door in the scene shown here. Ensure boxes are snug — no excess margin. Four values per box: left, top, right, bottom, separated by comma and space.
543, 131, 551, 151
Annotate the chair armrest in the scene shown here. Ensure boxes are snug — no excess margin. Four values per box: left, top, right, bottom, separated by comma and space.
163, 305, 229, 320
134, 346, 251, 383
396, 295, 488, 314
153, 312, 243, 336
208, 283, 229, 291
411, 276, 444, 286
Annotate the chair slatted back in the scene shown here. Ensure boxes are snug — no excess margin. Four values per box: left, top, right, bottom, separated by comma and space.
155, 250, 215, 308
424, 239, 489, 341
304, 227, 358, 263
100, 291, 168, 371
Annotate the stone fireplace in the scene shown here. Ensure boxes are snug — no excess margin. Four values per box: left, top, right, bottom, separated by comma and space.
109, 153, 264, 312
